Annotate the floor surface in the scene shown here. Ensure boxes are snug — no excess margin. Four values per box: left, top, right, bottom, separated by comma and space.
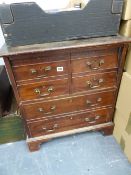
0, 132, 131, 175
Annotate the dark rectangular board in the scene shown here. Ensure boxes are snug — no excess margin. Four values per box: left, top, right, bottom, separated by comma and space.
0, 0, 123, 47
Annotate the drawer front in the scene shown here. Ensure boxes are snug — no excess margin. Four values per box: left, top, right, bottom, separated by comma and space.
28, 108, 113, 137
71, 54, 118, 74
23, 90, 116, 120
10, 50, 69, 66
71, 47, 118, 59
72, 71, 117, 93
18, 78, 69, 101
12, 60, 68, 82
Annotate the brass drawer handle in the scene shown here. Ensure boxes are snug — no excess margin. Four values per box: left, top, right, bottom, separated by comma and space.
42, 127, 47, 130
42, 127, 55, 132
86, 78, 104, 89
85, 115, 100, 123
34, 88, 41, 94
44, 66, 52, 72
46, 124, 58, 133
38, 105, 56, 115
47, 129, 55, 132
86, 59, 104, 70
34, 86, 54, 97
86, 97, 102, 106
37, 66, 52, 77
85, 118, 90, 122
95, 115, 100, 120
30, 69, 37, 74
30, 69, 47, 78
30, 66, 52, 78
53, 124, 58, 128
50, 105, 56, 111
47, 86, 54, 93
38, 108, 44, 112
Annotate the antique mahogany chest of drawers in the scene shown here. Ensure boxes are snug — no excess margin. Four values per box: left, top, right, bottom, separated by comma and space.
0, 36, 130, 152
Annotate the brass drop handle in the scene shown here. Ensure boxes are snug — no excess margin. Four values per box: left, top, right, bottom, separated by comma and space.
47, 124, 58, 132
85, 118, 90, 122
86, 97, 102, 106
30, 69, 37, 74
38, 108, 44, 112
53, 124, 58, 128
50, 105, 56, 111
44, 66, 52, 72
47, 86, 54, 93
86, 78, 104, 89
30, 69, 47, 78
42, 124, 58, 132
85, 115, 100, 123
86, 59, 104, 70
95, 116, 100, 120
42, 127, 47, 130
34, 88, 41, 94
30, 66, 52, 78
47, 123, 58, 132
38, 105, 56, 115
34, 86, 54, 97
36, 66, 52, 78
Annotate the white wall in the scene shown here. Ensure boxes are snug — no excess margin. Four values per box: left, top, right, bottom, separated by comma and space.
0, 26, 5, 65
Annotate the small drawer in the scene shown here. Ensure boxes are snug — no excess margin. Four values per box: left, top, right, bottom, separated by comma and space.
18, 78, 69, 101
12, 60, 68, 82
28, 107, 113, 137
72, 71, 117, 93
71, 47, 118, 59
22, 90, 116, 120
71, 54, 118, 74
10, 49, 69, 66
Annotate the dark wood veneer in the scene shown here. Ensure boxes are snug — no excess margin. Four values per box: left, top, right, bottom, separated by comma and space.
13, 60, 69, 82
22, 90, 115, 121
18, 78, 69, 101
28, 107, 113, 138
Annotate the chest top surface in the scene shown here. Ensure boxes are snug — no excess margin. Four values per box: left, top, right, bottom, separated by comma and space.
0, 35, 131, 57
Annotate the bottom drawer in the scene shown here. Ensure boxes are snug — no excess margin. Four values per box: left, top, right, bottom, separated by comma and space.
28, 107, 113, 137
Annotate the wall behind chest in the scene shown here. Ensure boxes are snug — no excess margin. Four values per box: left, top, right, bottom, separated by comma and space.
0, 26, 5, 65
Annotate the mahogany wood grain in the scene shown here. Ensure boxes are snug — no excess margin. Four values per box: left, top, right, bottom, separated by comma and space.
72, 71, 117, 93
71, 54, 118, 74
12, 60, 68, 82
18, 78, 69, 101
22, 90, 116, 120
10, 49, 69, 66
71, 47, 118, 59
28, 107, 113, 137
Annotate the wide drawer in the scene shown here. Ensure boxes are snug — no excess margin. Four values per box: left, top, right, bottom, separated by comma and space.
72, 71, 117, 93
28, 107, 113, 137
22, 90, 116, 120
18, 78, 69, 101
12, 60, 68, 82
71, 54, 118, 74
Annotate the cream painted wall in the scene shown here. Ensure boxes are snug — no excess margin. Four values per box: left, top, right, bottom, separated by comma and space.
0, 26, 5, 65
